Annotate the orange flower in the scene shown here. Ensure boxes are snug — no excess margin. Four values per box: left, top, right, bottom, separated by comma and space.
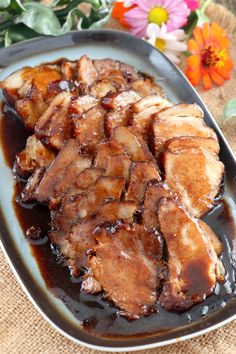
112, 2, 136, 28
186, 22, 233, 90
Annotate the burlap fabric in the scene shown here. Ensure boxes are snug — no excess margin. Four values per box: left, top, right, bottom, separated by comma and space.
1, 3, 236, 354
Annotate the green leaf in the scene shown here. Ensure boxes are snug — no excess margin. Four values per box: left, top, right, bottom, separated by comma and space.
50, 0, 71, 6
61, 7, 84, 33
0, 11, 11, 22
88, 9, 110, 29
0, 0, 11, 10
221, 99, 236, 126
195, 8, 210, 27
3, 23, 37, 46
195, 0, 212, 27
183, 11, 198, 37
4, 30, 12, 46
1, 0, 25, 14
15, 2, 62, 35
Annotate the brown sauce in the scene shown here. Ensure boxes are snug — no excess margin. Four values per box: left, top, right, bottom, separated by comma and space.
0, 104, 236, 338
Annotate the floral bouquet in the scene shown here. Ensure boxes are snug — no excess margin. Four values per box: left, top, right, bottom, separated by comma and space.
112, 0, 233, 91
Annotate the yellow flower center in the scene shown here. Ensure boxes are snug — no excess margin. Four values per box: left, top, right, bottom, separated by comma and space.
148, 7, 169, 26
155, 38, 166, 52
201, 46, 228, 68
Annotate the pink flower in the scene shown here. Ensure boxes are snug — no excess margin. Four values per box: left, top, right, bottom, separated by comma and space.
184, 0, 199, 10
124, 0, 190, 38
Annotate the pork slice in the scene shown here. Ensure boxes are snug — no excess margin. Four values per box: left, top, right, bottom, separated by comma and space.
95, 140, 125, 169
104, 109, 130, 138
1, 65, 61, 106
157, 198, 218, 311
112, 126, 156, 163
125, 162, 161, 204
130, 77, 164, 97
199, 220, 223, 256
89, 79, 117, 98
101, 90, 141, 110
67, 201, 138, 273
165, 136, 220, 154
90, 223, 163, 319
129, 95, 171, 140
119, 62, 140, 81
77, 55, 98, 86
93, 58, 121, 80
150, 104, 217, 157
35, 92, 73, 150
61, 60, 77, 80
15, 91, 47, 130
141, 181, 223, 274
73, 105, 106, 155
69, 95, 99, 117
0, 66, 35, 104
49, 154, 92, 208
163, 137, 224, 217
74, 176, 125, 220
21, 168, 45, 202
142, 181, 173, 229
53, 176, 125, 232
35, 139, 80, 203
105, 154, 131, 184
15, 66, 62, 129
64, 167, 104, 201
15, 135, 55, 178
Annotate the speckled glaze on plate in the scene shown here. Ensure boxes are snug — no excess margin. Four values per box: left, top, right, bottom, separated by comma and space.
0, 30, 235, 351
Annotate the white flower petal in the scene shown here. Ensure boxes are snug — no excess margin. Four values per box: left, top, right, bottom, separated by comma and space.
170, 29, 187, 41
165, 40, 187, 52
147, 23, 161, 39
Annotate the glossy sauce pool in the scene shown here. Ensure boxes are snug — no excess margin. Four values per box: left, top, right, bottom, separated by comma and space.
1, 105, 236, 339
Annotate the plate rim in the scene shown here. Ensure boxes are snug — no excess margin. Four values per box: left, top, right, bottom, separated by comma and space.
0, 29, 235, 351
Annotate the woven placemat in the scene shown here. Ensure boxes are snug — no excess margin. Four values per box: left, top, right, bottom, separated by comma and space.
1, 3, 236, 354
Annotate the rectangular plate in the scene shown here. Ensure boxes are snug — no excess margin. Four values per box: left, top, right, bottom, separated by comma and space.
0, 30, 236, 351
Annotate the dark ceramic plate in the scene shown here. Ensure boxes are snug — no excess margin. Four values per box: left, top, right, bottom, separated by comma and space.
0, 30, 236, 351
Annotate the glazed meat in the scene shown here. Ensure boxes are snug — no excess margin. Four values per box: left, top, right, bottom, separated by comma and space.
1, 65, 62, 129
70, 95, 99, 116
35, 92, 73, 150
142, 181, 174, 229
77, 55, 98, 86
73, 176, 125, 220
2, 55, 226, 321
104, 109, 129, 137
21, 168, 45, 202
163, 137, 224, 217
105, 154, 131, 183
103, 90, 141, 137
112, 126, 155, 163
73, 105, 106, 155
67, 201, 137, 273
95, 140, 125, 169
49, 154, 92, 208
101, 90, 141, 110
77, 56, 142, 96
65, 167, 104, 200
130, 77, 163, 97
15, 135, 55, 178
35, 139, 81, 203
125, 162, 161, 204
90, 224, 163, 318
157, 198, 218, 311
129, 94, 171, 140
61, 60, 77, 80
150, 104, 217, 157
52, 175, 125, 232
